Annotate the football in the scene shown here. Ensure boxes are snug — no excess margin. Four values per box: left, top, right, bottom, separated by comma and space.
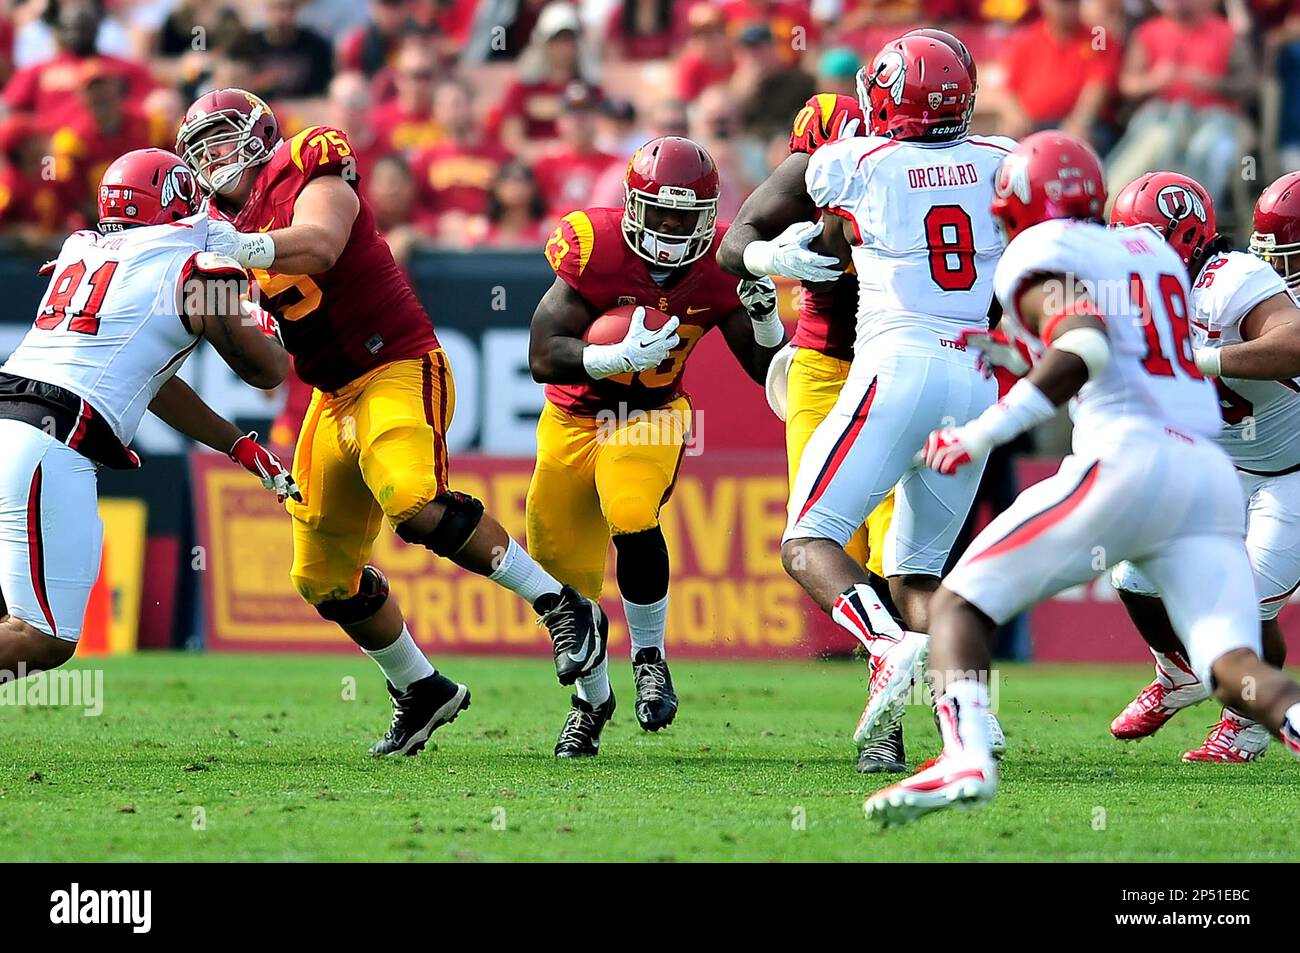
582, 304, 672, 345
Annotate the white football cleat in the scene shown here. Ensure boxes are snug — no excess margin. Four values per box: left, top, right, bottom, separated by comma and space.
864, 752, 998, 828
986, 710, 1007, 759
1182, 712, 1270, 763
853, 630, 928, 748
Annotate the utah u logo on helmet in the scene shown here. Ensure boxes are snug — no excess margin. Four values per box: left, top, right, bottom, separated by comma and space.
1156, 185, 1207, 224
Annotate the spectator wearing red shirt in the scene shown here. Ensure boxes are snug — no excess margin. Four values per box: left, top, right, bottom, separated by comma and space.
674, 3, 735, 102
413, 0, 479, 61
532, 83, 618, 221
51, 65, 152, 218
1000, 0, 1120, 147
325, 71, 388, 183
410, 77, 513, 236
4, 1, 154, 133
476, 160, 548, 247
365, 154, 436, 266
1107, 0, 1254, 210
337, 0, 416, 79
0, 117, 84, 251
491, 2, 601, 161
370, 39, 445, 156
605, 0, 683, 60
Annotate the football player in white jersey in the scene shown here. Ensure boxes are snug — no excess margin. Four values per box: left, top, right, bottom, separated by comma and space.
864, 131, 1300, 827
719, 29, 1007, 773
723, 31, 1014, 752
1106, 171, 1300, 761
0, 148, 292, 679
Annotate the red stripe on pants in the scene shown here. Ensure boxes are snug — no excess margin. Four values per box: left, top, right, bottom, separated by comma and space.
25, 464, 56, 636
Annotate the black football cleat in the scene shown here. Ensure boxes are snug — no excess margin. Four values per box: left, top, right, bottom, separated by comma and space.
632, 647, 678, 731
856, 720, 905, 774
554, 692, 616, 758
369, 673, 470, 757
535, 586, 608, 686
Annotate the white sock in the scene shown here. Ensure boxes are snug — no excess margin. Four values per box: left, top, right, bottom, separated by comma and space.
1151, 649, 1199, 689
831, 583, 903, 656
625, 593, 668, 658
575, 657, 611, 707
937, 678, 991, 758
490, 537, 561, 605
362, 626, 435, 691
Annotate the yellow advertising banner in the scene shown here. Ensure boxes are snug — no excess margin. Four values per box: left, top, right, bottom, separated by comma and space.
77, 497, 147, 656
192, 453, 841, 658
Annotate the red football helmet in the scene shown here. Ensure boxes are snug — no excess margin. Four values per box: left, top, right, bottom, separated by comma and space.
97, 148, 200, 231
990, 130, 1106, 242
901, 28, 978, 88
788, 92, 865, 156
175, 88, 280, 196
857, 33, 975, 141
1250, 171, 1300, 290
1109, 172, 1217, 268
622, 136, 720, 267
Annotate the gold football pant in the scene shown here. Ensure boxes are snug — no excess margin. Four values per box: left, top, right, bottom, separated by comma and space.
526, 398, 690, 601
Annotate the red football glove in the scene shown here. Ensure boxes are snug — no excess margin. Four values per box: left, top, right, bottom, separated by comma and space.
920, 427, 990, 476
229, 432, 301, 503
241, 299, 282, 344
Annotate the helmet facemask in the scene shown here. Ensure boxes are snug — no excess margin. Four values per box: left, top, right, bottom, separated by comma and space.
1250, 231, 1300, 290
177, 107, 277, 196
623, 184, 718, 267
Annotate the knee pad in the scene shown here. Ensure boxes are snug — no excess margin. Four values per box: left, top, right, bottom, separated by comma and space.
314, 565, 390, 625
603, 490, 661, 536
396, 490, 484, 556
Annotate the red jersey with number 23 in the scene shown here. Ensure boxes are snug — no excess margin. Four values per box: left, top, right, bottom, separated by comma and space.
231, 124, 438, 392
544, 206, 742, 417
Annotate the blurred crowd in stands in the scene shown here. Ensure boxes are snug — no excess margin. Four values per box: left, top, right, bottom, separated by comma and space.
0, 0, 1295, 258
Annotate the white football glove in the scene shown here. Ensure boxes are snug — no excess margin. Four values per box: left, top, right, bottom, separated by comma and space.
742, 220, 843, 283
956, 328, 1033, 379
206, 219, 276, 269
582, 306, 682, 379
833, 114, 862, 141
765, 342, 797, 421
738, 276, 785, 347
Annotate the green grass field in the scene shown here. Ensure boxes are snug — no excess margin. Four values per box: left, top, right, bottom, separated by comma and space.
0, 653, 1294, 862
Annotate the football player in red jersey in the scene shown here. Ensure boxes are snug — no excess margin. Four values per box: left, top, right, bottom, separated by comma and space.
528, 136, 787, 755
176, 88, 608, 757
